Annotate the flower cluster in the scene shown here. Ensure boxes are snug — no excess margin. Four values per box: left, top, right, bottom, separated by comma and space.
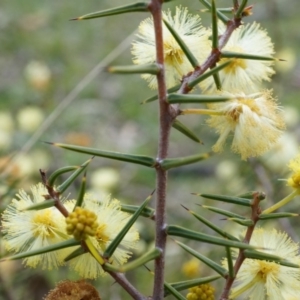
132, 6, 210, 89
286, 153, 300, 190
186, 283, 215, 300
66, 206, 98, 240
1, 183, 69, 269
199, 22, 275, 94
68, 195, 139, 279
206, 90, 285, 160
222, 228, 300, 299
181, 258, 201, 278
1, 184, 139, 279
132, 6, 284, 159
44, 280, 101, 300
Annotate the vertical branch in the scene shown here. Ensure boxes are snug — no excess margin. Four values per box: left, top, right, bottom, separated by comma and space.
220, 192, 262, 300
147, 3, 242, 299
148, 0, 173, 299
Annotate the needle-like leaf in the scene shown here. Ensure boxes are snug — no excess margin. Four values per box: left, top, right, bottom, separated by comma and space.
71, 2, 149, 20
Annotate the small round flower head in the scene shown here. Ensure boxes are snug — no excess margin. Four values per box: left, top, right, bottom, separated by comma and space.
68, 195, 139, 279
186, 283, 215, 300
207, 90, 285, 160
182, 258, 201, 278
287, 153, 300, 190
66, 207, 98, 240
199, 22, 275, 93
222, 228, 300, 300
44, 280, 101, 300
132, 6, 210, 89
1, 183, 69, 269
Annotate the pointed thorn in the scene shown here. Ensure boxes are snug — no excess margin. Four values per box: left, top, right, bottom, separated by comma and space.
180, 204, 190, 211
111, 280, 118, 286
69, 17, 81, 21
143, 265, 152, 272
278, 58, 286, 62
150, 189, 156, 196
144, 265, 150, 271
146, 266, 154, 275
41, 141, 54, 145
191, 192, 199, 196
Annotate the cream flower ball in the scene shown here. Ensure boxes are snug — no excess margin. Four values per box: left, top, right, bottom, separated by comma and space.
200, 22, 275, 93
206, 90, 285, 160
132, 6, 210, 89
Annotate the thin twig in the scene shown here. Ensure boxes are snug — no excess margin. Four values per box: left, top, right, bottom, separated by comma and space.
108, 272, 148, 300
219, 192, 262, 300
40, 169, 69, 217
178, 18, 241, 96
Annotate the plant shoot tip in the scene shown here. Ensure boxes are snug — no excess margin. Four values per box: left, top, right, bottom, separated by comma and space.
41, 141, 54, 145
180, 204, 189, 211
143, 264, 152, 272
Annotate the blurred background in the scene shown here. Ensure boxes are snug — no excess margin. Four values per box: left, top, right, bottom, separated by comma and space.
0, 0, 300, 299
